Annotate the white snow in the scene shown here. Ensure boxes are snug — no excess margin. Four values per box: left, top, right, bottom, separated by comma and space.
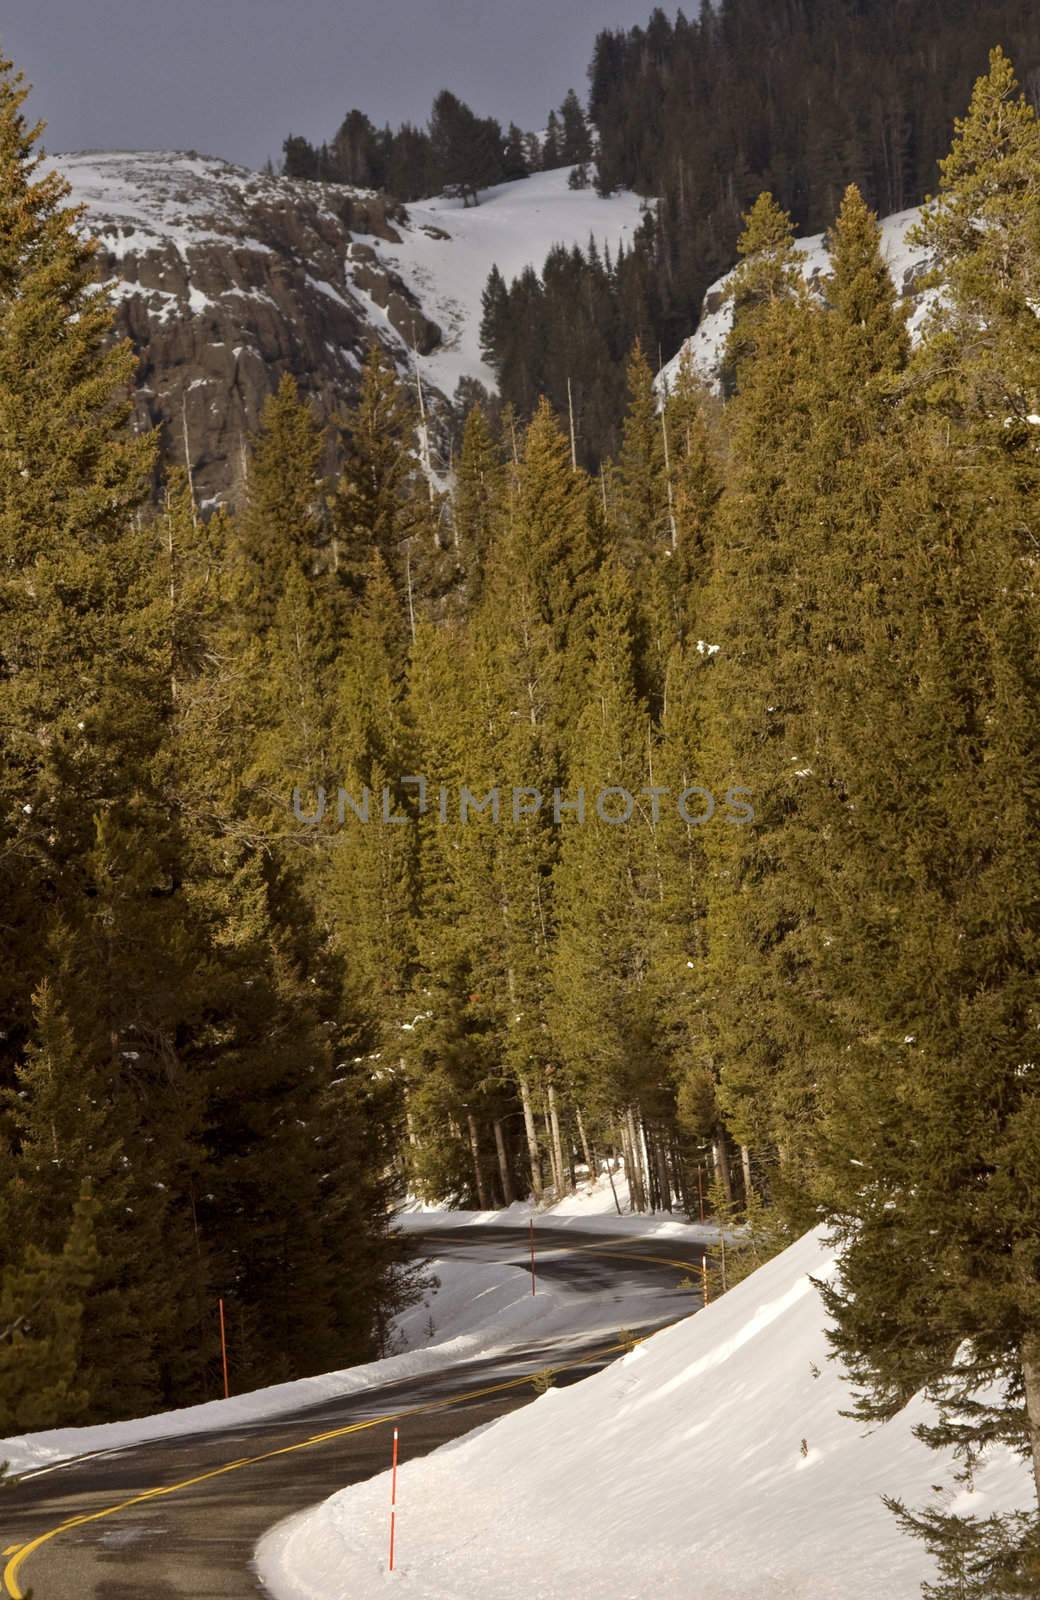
396, 1167, 718, 1242
365, 167, 648, 396
257, 1228, 1034, 1600
0, 1180, 701, 1480
658, 206, 934, 394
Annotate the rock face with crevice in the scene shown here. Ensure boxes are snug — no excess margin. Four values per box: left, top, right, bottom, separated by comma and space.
54, 151, 444, 507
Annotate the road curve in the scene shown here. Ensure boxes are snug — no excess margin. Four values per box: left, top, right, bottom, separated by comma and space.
2, 1225, 705, 1599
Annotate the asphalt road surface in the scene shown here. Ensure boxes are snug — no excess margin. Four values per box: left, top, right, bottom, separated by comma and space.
2, 1224, 705, 1599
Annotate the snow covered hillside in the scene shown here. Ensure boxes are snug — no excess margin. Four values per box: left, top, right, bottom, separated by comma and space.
368, 167, 648, 395
50, 151, 645, 504
258, 1229, 1034, 1600
658, 205, 936, 393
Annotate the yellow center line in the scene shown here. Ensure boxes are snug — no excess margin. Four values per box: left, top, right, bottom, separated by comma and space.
3, 1240, 702, 1598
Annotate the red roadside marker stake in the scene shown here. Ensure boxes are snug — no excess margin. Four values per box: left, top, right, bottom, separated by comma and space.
529, 1216, 536, 1295
388, 1426, 399, 1572
218, 1297, 230, 1399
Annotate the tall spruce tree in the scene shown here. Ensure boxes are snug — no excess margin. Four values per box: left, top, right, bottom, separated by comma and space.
798, 55, 1040, 1594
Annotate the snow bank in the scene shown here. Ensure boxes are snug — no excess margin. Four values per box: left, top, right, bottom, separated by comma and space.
0, 1211, 688, 1481
0, 1256, 539, 1478
657, 205, 934, 394
395, 1168, 720, 1243
257, 1229, 1033, 1600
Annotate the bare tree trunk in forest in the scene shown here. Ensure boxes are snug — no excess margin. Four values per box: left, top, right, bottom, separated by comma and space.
670, 1137, 689, 1215
625, 1106, 647, 1212
518, 1075, 543, 1201
740, 1144, 753, 1205
639, 1116, 657, 1211
1022, 1340, 1040, 1513
544, 1094, 560, 1196
547, 1080, 569, 1195
712, 1128, 733, 1206
542, 1090, 561, 1197
605, 1153, 622, 1215
493, 1118, 515, 1206
575, 1106, 596, 1183
618, 1120, 633, 1210
467, 1111, 491, 1211
655, 1132, 672, 1212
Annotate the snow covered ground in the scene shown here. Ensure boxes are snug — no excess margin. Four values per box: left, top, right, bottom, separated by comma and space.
257, 1228, 1034, 1600
365, 167, 649, 395
0, 1179, 697, 1480
658, 205, 935, 394
397, 1165, 719, 1242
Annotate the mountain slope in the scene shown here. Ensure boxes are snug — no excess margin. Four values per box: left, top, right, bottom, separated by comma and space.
52, 152, 645, 505
257, 1229, 1033, 1600
658, 205, 935, 393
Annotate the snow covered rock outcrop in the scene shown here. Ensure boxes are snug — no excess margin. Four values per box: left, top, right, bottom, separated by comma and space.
54, 155, 647, 507
52, 151, 439, 508
658, 205, 936, 394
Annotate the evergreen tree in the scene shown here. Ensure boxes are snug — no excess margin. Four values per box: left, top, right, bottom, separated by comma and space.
334, 343, 432, 603
452, 403, 503, 605
502, 123, 530, 181
797, 56, 1040, 1593
238, 374, 327, 631
541, 110, 561, 171
559, 89, 593, 166
0, 1177, 99, 1432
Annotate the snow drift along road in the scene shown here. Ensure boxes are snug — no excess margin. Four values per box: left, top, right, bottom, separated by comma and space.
258, 1228, 1033, 1600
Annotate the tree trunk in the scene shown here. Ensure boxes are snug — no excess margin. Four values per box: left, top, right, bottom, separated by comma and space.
467, 1111, 491, 1211
740, 1144, 753, 1205
547, 1079, 569, 1195
605, 1153, 623, 1215
655, 1130, 673, 1212
712, 1128, 734, 1206
542, 1090, 561, 1196
575, 1105, 596, 1183
626, 1106, 647, 1212
518, 1074, 543, 1201
493, 1118, 515, 1206
639, 1115, 657, 1211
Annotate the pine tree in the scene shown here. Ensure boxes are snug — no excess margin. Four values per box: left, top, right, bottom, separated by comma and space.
0, 1177, 99, 1432
612, 341, 669, 564
796, 57, 1040, 1593
237, 373, 327, 631
334, 343, 432, 604
0, 52, 154, 1068
550, 561, 659, 1205
541, 111, 561, 171
509, 398, 600, 748
559, 89, 593, 166
452, 403, 503, 605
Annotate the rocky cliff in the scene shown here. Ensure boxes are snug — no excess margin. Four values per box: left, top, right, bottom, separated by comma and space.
54, 156, 648, 507
53, 152, 444, 508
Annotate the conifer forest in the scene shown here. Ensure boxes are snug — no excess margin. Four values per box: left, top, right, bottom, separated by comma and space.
1, 5, 1040, 1594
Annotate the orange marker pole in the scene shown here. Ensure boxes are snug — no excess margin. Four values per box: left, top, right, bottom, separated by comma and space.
701, 1257, 710, 1307
529, 1216, 536, 1296
219, 1297, 230, 1399
388, 1427, 399, 1571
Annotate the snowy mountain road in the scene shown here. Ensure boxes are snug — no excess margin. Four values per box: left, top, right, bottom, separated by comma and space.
2, 1225, 705, 1599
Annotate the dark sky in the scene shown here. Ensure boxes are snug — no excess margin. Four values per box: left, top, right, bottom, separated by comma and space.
4, 0, 665, 170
